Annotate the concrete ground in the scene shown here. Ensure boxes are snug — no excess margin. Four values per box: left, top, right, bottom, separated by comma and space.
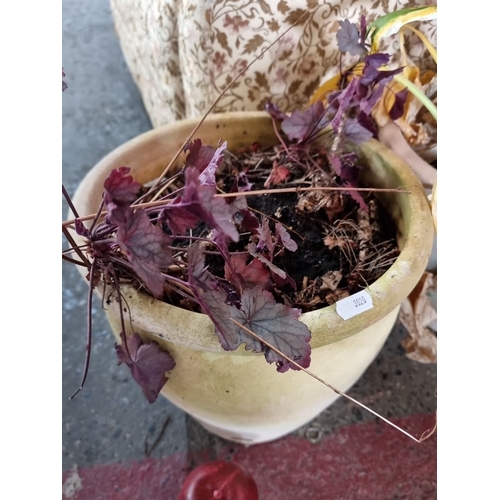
62, 1, 437, 498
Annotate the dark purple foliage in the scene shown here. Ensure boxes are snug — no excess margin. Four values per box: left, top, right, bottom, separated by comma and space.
344, 119, 373, 144
184, 139, 227, 187
65, 24, 404, 400
115, 331, 176, 403
281, 101, 329, 143
62, 69, 67, 92
389, 88, 409, 121
75, 218, 91, 238
231, 288, 311, 372
247, 219, 297, 280
225, 255, 272, 290
163, 167, 238, 241
104, 167, 141, 206
264, 101, 288, 121
187, 245, 241, 351
115, 209, 173, 297
275, 223, 298, 252
103, 167, 172, 297
336, 19, 367, 57
329, 154, 368, 211
187, 243, 310, 371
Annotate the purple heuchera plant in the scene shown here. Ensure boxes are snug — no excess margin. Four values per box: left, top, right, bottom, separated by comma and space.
69, 142, 313, 402
64, 16, 405, 402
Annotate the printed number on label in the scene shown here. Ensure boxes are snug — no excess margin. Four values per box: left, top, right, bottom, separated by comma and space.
336, 290, 373, 320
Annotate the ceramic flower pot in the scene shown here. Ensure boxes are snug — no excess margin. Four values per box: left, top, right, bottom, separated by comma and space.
70, 112, 434, 444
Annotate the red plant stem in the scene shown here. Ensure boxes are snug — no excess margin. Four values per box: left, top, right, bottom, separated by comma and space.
271, 117, 291, 157
215, 186, 412, 198
88, 198, 105, 233
230, 318, 432, 444
61, 185, 411, 227
69, 258, 97, 399
63, 184, 80, 220
62, 223, 90, 269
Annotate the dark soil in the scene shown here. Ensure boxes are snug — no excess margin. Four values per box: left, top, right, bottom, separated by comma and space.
205, 143, 399, 311
139, 141, 400, 312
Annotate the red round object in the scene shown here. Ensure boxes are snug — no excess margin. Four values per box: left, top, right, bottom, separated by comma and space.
176, 460, 259, 500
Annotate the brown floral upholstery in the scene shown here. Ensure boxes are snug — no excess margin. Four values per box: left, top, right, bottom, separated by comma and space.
110, 0, 436, 127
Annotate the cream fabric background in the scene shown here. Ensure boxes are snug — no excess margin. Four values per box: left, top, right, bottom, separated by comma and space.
110, 0, 436, 127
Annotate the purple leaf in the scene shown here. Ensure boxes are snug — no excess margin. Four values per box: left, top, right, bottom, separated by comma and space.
75, 218, 91, 238
331, 153, 361, 183
329, 154, 368, 211
361, 66, 402, 88
115, 209, 173, 297
364, 53, 390, 70
356, 111, 378, 137
330, 78, 358, 131
281, 101, 328, 143
115, 331, 175, 403
184, 140, 227, 187
62, 69, 68, 92
163, 167, 238, 241
337, 19, 366, 57
184, 140, 215, 172
389, 88, 409, 121
225, 255, 272, 290
230, 197, 260, 233
275, 223, 298, 252
344, 119, 373, 144
344, 181, 369, 212
102, 167, 173, 297
188, 245, 240, 351
256, 218, 275, 253
104, 167, 141, 205
248, 242, 287, 279
230, 289, 311, 372
264, 101, 288, 121
160, 198, 200, 236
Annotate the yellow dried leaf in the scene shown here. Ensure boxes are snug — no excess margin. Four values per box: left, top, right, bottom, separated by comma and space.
309, 62, 364, 104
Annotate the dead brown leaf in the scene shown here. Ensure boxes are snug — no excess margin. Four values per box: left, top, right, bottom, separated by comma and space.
320, 271, 343, 291
399, 271, 437, 363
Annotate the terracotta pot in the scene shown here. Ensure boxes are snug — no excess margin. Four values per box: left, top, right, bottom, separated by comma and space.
70, 112, 434, 444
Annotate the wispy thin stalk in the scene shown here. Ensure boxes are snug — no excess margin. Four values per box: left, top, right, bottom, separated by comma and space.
69, 258, 96, 399
62, 185, 411, 227
230, 318, 436, 443
146, 7, 319, 202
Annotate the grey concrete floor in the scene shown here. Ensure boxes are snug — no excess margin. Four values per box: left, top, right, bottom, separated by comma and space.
62, 0, 436, 481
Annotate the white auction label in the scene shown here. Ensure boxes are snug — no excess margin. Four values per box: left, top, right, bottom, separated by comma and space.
336, 290, 373, 320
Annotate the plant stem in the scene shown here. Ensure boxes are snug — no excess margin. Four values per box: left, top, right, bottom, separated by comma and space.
230, 318, 436, 443
393, 74, 437, 121
63, 184, 80, 219
62, 224, 90, 269
69, 259, 96, 399
403, 25, 437, 64
216, 186, 412, 198
146, 7, 320, 201
61, 185, 412, 227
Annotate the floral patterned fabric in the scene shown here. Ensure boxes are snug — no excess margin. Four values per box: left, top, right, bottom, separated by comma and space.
110, 0, 436, 128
